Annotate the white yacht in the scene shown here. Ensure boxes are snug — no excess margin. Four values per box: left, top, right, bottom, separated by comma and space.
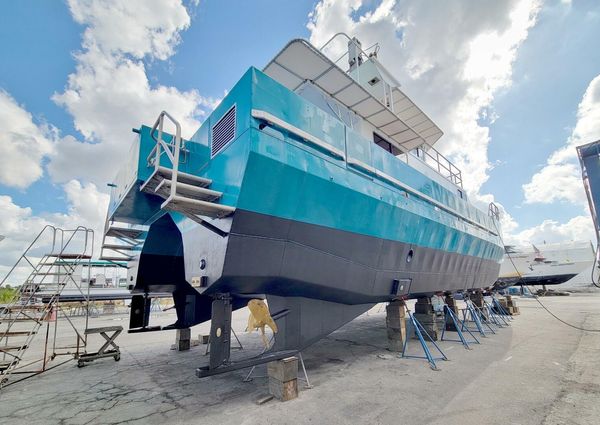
497, 240, 595, 287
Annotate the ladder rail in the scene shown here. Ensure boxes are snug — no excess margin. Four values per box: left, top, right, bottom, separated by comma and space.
0, 225, 60, 287
139, 110, 237, 224
0, 226, 94, 385
148, 111, 183, 204
2, 228, 90, 337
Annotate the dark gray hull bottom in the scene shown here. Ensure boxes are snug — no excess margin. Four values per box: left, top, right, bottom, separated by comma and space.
208, 210, 501, 304
133, 210, 500, 364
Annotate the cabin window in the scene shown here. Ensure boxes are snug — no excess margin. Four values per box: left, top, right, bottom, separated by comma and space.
374, 132, 404, 156
374, 132, 393, 153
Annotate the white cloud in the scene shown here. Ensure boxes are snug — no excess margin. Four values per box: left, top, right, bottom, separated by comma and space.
59, 179, 110, 231
0, 181, 109, 284
49, 0, 214, 186
0, 90, 55, 189
2, 1, 203, 280
522, 162, 584, 205
50, 47, 204, 184
505, 215, 595, 246
308, 0, 541, 195
67, 0, 191, 60
523, 74, 600, 206
306, 1, 599, 247
0, 180, 109, 256
0, 196, 47, 247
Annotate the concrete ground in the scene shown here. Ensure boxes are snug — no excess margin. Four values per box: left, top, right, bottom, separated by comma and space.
1, 294, 599, 425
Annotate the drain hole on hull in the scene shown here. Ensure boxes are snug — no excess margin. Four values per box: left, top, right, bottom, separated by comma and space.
406, 249, 414, 263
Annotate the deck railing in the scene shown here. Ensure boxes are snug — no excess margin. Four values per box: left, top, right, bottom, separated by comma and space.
413, 144, 463, 188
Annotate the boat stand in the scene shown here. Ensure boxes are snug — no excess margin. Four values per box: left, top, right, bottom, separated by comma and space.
243, 349, 312, 389
492, 297, 513, 320
401, 310, 448, 371
297, 352, 313, 389
150, 298, 163, 313
460, 301, 487, 337
243, 334, 274, 382
484, 300, 509, 327
474, 304, 497, 334
440, 305, 478, 348
480, 302, 501, 328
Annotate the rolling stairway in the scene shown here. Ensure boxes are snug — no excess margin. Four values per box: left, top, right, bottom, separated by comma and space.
0, 226, 94, 388
140, 111, 235, 223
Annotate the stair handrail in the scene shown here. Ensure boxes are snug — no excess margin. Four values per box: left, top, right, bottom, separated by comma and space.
0, 226, 94, 384
0, 225, 59, 288
1, 226, 94, 315
147, 111, 183, 203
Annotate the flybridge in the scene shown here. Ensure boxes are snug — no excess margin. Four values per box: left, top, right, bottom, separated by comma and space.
263, 33, 462, 189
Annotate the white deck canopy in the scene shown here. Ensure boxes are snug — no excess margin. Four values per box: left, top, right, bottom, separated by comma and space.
263, 39, 443, 152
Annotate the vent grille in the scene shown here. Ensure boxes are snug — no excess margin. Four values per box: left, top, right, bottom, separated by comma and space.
211, 105, 236, 157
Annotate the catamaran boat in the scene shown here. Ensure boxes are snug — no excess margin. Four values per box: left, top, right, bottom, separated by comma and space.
101, 35, 504, 376
497, 241, 596, 287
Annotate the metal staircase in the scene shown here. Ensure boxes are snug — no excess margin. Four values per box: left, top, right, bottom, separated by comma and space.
140, 111, 235, 223
0, 226, 94, 388
100, 221, 144, 263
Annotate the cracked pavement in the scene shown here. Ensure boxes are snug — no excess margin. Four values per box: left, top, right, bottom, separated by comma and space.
1, 295, 599, 424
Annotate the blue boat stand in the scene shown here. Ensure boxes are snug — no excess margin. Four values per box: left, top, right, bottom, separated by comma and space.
440, 304, 479, 348
491, 297, 514, 321
460, 301, 489, 337
243, 295, 513, 380
484, 300, 509, 327
401, 308, 448, 371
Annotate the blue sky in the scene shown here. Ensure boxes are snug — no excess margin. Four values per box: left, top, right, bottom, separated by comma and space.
0, 1, 316, 214
484, 0, 600, 228
0, 0, 599, 269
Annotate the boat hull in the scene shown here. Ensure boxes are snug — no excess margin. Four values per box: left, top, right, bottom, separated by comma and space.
200, 209, 501, 303
132, 207, 500, 310
132, 208, 500, 354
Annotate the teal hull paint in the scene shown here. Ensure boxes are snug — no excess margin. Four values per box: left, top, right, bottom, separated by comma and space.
237, 130, 502, 261
108, 66, 503, 264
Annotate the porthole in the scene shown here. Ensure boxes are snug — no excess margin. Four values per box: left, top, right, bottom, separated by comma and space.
406, 249, 414, 263
200, 258, 206, 270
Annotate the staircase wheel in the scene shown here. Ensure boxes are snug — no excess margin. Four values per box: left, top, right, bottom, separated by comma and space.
114, 353, 121, 362
77, 360, 85, 368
